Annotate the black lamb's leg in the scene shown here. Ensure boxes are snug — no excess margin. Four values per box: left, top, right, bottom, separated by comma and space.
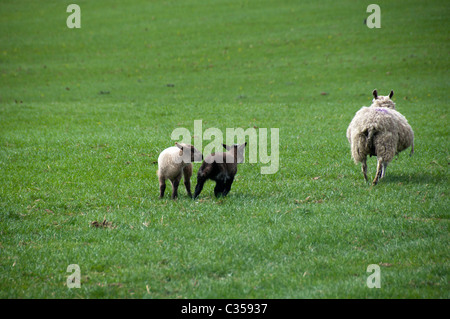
222, 176, 234, 197
194, 176, 206, 199
214, 181, 225, 198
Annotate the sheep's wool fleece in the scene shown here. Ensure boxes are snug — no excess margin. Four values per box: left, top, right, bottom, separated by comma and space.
346, 106, 414, 163
158, 146, 187, 180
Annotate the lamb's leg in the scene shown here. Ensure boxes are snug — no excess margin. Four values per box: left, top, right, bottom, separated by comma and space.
222, 176, 234, 197
372, 159, 383, 185
214, 181, 225, 198
183, 164, 193, 198
193, 176, 206, 199
171, 175, 182, 199
361, 158, 368, 182
159, 175, 166, 198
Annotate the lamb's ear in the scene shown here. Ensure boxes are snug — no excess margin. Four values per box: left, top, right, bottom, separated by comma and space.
223, 144, 231, 151
389, 90, 394, 99
236, 143, 247, 155
372, 89, 378, 99
175, 142, 184, 156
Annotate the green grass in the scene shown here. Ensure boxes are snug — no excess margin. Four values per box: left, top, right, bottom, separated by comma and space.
0, 0, 448, 298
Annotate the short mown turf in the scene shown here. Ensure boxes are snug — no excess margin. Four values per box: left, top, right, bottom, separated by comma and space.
0, 0, 448, 298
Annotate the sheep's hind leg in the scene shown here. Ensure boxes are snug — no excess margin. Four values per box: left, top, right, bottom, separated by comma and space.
361, 158, 368, 182
214, 181, 225, 198
159, 176, 166, 198
171, 175, 182, 199
222, 176, 234, 197
381, 163, 388, 179
372, 158, 384, 185
183, 164, 193, 198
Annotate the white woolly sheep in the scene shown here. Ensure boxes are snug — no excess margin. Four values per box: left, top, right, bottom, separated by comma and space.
157, 143, 203, 199
346, 90, 414, 185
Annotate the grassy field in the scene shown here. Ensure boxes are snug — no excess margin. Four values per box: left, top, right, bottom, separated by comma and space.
0, 0, 448, 299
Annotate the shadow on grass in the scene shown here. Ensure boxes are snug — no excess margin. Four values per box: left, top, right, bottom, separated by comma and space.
381, 172, 447, 185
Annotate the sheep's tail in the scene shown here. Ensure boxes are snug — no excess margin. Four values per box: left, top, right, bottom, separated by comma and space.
410, 140, 414, 156
351, 133, 366, 163
367, 129, 375, 153
351, 129, 374, 163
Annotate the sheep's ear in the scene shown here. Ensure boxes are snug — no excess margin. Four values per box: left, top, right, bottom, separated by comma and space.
372, 89, 378, 99
238, 142, 247, 150
389, 90, 394, 99
175, 142, 184, 156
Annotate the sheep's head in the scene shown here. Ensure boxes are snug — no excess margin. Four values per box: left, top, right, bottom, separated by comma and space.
175, 143, 203, 163
223, 142, 247, 164
371, 89, 396, 109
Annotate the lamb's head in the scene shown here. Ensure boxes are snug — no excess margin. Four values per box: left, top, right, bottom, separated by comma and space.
371, 89, 396, 109
175, 143, 203, 163
222, 142, 247, 164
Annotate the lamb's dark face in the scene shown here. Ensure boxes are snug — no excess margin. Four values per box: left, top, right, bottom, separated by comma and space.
190, 146, 203, 162
372, 89, 396, 109
236, 143, 247, 164
176, 143, 203, 163
223, 143, 247, 163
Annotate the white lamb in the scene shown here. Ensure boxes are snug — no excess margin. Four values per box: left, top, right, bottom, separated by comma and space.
346, 90, 414, 185
157, 143, 203, 199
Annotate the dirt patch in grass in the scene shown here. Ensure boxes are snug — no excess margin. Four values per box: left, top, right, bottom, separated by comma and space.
90, 219, 116, 229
